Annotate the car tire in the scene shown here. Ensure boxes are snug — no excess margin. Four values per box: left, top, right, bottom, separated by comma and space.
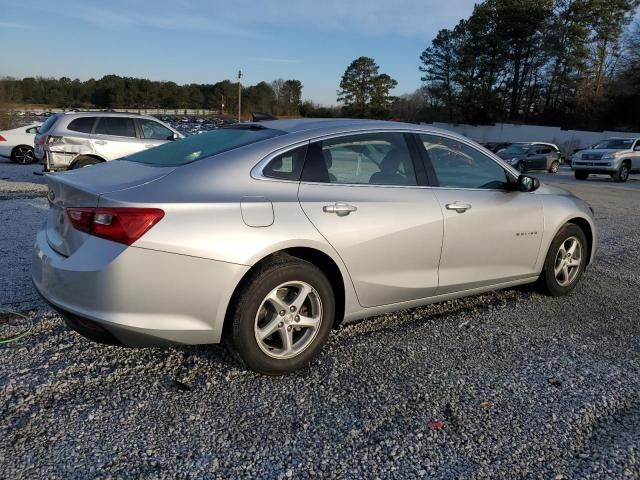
575, 171, 589, 180
540, 224, 588, 296
11, 145, 35, 164
227, 256, 335, 375
548, 160, 560, 173
72, 156, 100, 169
612, 162, 630, 183
516, 162, 526, 173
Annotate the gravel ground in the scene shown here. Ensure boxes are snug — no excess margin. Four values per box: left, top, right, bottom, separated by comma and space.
0, 161, 639, 479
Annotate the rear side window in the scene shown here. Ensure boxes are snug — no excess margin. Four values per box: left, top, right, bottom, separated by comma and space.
301, 132, 417, 186
263, 145, 308, 181
125, 127, 284, 166
94, 117, 137, 137
67, 117, 95, 133
38, 115, 58, 133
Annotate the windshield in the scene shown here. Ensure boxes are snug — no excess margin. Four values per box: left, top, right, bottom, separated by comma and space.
500, 143, 531, 155
124, 126, 284, 166
592, 138, 633, 150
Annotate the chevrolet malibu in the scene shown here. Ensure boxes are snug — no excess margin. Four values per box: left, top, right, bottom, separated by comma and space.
32, 119, 597, 374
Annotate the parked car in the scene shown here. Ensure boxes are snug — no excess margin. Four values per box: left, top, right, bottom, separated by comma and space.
0, 123, 41, 164
496, 142, 562, 173
571, 137, 640, 182
481, 141, 511, 153
32, 119, 597, 374
34, 112, 183, 171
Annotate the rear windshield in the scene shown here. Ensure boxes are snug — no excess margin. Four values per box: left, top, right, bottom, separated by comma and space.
124, 127, 284, 166
38, 114, 59, 133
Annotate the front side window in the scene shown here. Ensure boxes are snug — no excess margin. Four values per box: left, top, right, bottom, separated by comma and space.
263, 145, 308, 181
125, 126, 284, 166
301, 132, 417, 186
139, 119, 174, 140
67, 117, 96, 133
94, 117, 137, 138
420, 134, 509, 190
500, 143, 531, 155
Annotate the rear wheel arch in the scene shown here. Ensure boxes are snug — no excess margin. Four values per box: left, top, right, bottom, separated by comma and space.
222, 247, 347, 341
70, 154, 105, 169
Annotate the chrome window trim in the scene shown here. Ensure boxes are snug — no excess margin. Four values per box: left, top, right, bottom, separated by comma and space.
251, 127, 520, 187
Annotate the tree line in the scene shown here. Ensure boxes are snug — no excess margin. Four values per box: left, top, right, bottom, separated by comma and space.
0, 75, 303, 116
419, 0, 640, 130
2, 0, 639, 130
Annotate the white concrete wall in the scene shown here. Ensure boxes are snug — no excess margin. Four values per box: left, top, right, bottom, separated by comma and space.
427, 122, 640, 154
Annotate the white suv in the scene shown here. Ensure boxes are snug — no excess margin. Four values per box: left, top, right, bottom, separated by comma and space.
571, 137, 640, 182
34, 112, 183, 171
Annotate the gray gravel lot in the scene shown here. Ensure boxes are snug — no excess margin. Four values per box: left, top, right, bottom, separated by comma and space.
0, 161, 639, 479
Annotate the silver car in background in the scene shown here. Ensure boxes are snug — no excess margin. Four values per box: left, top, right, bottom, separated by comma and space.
571, 137, 640, 182
34, 112, 183, 171
32, 119, 597, 374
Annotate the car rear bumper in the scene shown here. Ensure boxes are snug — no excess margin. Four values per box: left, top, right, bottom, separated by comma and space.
31, 227, 249, 346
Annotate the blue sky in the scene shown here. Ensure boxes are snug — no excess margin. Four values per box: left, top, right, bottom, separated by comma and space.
0, 0, 477, 105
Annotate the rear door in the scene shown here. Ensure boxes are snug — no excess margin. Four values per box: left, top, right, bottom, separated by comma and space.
298, 131, 443, 308
416, 133, 544, 294
92, 117, 144, 160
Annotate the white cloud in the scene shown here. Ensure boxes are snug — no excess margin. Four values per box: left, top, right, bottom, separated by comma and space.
249, 57, 300, 64
0, 21, 35, 29
55, 0, 474, 38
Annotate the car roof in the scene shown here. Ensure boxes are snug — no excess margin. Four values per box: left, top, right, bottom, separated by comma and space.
60, 111, 159, 121
245, 118, 462, 138
510, 141, 558, 148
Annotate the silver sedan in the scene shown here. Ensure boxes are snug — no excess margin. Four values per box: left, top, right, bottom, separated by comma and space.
32, 119, 597, 374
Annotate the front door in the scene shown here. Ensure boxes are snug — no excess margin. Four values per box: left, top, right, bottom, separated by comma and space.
416, 133, 544, 294
298, 131, 443, 308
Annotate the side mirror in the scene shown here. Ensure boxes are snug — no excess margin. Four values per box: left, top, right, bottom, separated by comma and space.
517, 175, 540, 192
171, 132, 180, 141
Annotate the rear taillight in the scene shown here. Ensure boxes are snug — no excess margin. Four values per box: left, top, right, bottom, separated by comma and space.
0, 135, 6, 142
66, 207, 164, 245
37, 136, 48, 145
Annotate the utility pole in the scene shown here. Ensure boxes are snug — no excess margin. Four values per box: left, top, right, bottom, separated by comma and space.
237, 69, 243, 123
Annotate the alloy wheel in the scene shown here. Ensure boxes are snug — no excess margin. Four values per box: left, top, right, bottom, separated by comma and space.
554, 236, 583, 287
621, 165, 629, 181
254, 281, 323, 359
14, 146, 34, 165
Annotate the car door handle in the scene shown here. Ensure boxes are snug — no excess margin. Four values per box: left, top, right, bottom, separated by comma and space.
445, 202, 472, 213
94, 140, 107, 145
323, 202, 357, 216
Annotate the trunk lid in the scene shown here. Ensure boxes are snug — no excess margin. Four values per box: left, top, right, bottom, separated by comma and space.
45, 160, 175, 256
